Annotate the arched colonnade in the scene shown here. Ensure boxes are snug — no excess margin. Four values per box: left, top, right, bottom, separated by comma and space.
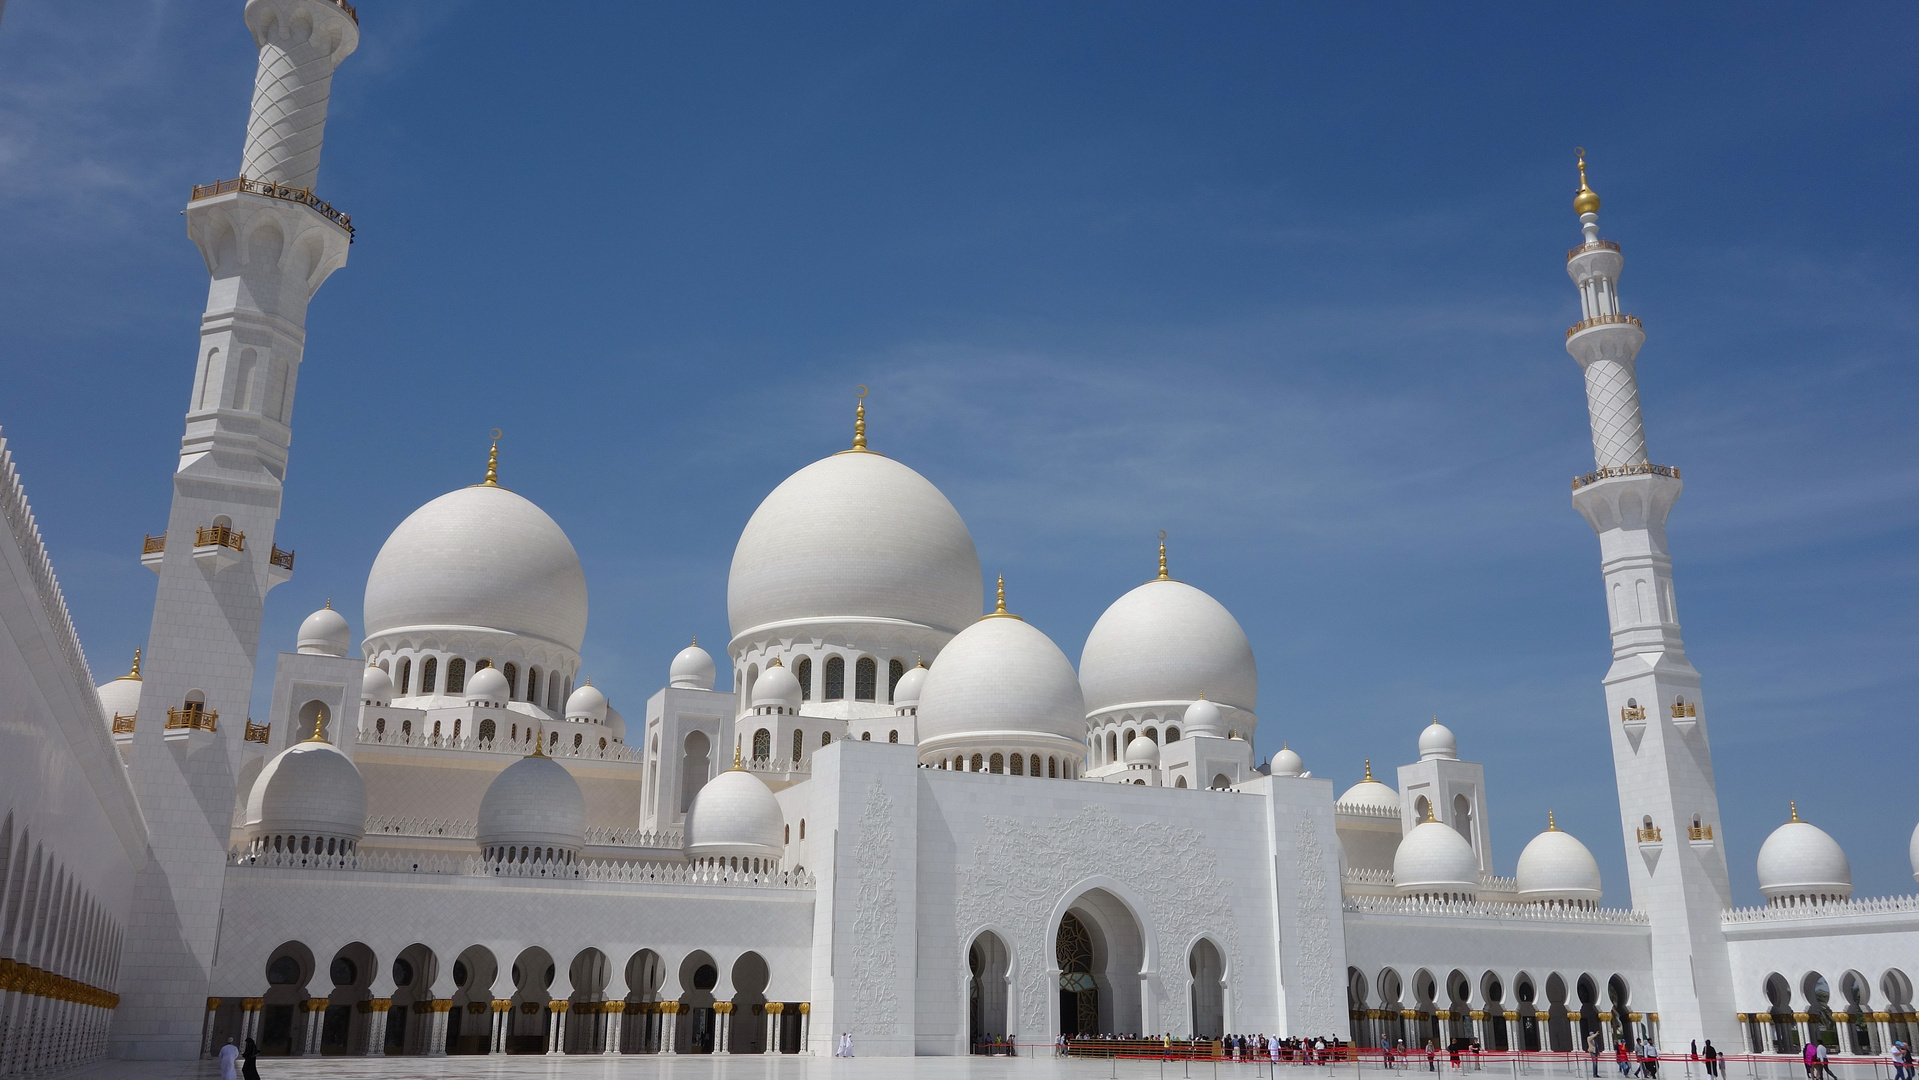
1348, 966, 1643, 1052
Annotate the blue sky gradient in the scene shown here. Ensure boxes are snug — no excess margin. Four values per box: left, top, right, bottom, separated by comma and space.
1, 2, 1915, 903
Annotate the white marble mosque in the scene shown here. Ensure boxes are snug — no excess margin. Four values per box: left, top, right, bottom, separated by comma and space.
3, 1, 1918, 1073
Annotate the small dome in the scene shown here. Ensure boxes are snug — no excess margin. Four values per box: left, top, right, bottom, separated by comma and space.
477, 753, 586, 855
1757, 806, 1852, 901
96, 653, 143, 725
1182, 696, 1224, 737
297, 604, 351, 656
1393, 819, 1479, 897
684, 767, 784, 862
361, 665, 393, 706
752, 662, 803, 711
916, 604, 1085, 753
1418, 718, 1458, 761
1124, 735, 1160, 767
1079, 576, 1257, 723
603, 705, 625, 742
1270, 745, 1304, 777
565, 682, 608, 723
670, 641, 716, 690
244, 738, 367, 842
892, 661, 929, 707
466, 666, 509, 706
1339, 763, 1399, 810
1516, 816, 1602, 904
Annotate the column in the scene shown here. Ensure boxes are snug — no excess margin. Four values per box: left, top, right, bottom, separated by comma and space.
240, 998, 263, 1045
428, 999, 451, 1056
715, 1001, 732, 1053
767, 1002, 783, 1054
1505, 1012, 1520, 1054
603, 1001, 624, 1054
360, 999, 390, 1056
661, 1002, 679, 1053
1875, 1014, 1893, 1055
199, 998, 220, 1058
307, 998, 329, 1055
547, 999, 568, 1055
800, 1002, 811, 1054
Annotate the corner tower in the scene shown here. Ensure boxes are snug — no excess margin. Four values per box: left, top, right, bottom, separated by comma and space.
1563, 152, 1735, 1046
115, 0, 358, 1057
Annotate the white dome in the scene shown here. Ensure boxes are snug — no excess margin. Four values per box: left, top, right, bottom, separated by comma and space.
363, 483, 588, 652
1271, 745, 1304, 777
297, 604, 351, 656
244, 738, 367, 841
1418, 718, 1458, 760
752, 662, 803, 711
1181, 696, 1224, 737
361, 664, 393, 706
1079, 576, 1257, 720
1393, 820, 1479, 896
96, 657, 142, 725
892, 661, 929, 706
477, 752, 586, 854
670, 642, 716, 690
728, 450, 981, 640
916, 612, 1086, 752
565, 682, 607, 723
466, 666, 509, 706
1124, 735, 1161, 767
684, 767, 784, 862
603, 706, 625, 742
1339, 765, 1399, 810
1516, 819, 1602, 903
1757, 810, 1852, 901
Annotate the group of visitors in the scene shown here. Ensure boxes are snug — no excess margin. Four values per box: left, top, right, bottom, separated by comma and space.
1891, 1039, 1913, 1080
1612, 1036, 1660, 1077
215, 1037, 260, 1080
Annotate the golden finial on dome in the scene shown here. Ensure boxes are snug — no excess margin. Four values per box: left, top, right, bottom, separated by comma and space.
1425, 800, 1438, 824
530, 722, 546, 757
852, 385, 869, 452
480, 428, 503, 487
1574, 147, 1600, 216
124, 648, 142, 680
734, 736, 744, 770
1789, 801, 1800, 823
303, 705, 330, 743
1547, 809, 1558, 831
1363, 758, 1373, 782
768, 656, 782, 668
915, 654, 925, 668
1156, 530, 1170, 581
690, 636, 697, 647
982, 573, 1024, 620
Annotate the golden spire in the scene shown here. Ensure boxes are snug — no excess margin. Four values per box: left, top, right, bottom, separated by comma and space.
1156, 530, 1170, 581
734, 736, 744, 770
1574, 147, 1600, 216
123, 648, 142, 680
982, 573, 1023, 620
690, 636, 697, 647
1789, 801, 1800, 823
480, 428, 503, 487
915, 654, 925, 668
303, 705, 330, 743
768, 656, 782, 668
1424, 800, 1437, 824
852, 385, 869, 452
530, 721, 546, 757
1363, 758, 1373, 782
1547, 809, 1558, 831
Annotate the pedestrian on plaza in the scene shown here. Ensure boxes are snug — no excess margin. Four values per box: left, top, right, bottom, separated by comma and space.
1643, 1039, 1659, 1079
1704, 1039, 1719, 1078
1814, 1041, 1830, 1080
217, 1038, 239, 1080
1589, 1030, 1602, 1077
1617, 1038, 1631, 1076
1803, 1039, 1820, 1080
241, 1037, 261, 1080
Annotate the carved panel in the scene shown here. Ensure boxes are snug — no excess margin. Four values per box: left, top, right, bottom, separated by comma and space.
849, 778, 899, 1035
1291, 815, 1342, 1035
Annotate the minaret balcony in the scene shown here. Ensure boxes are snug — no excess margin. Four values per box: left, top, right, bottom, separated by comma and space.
1565, 312, 1643, 340
189, 176, 354, 241
192, 524, 245, 573
268, 545, 295, 588
163, 706, 218, 749
1567, 239, 1621, 260
243, 720, 271, 746
1571, 462, 1680, 491
141, 532, 165, 573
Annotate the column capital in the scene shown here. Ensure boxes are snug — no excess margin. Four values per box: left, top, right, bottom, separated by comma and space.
549, 999, 569, 1013
767, 1002, 785, 1015
242, 998, 265, 1011
206, 997, 222, 1011
306, 997, 330, 1012
430, 999, 454, 1013
492, 998, 512, 1012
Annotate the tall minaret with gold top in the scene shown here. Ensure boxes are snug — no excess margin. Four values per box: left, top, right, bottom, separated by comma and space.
1564, 152, 1736, 1047
115, 0, 359, 1057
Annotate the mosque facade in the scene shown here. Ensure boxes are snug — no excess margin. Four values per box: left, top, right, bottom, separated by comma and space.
2, 1, 1918, 1072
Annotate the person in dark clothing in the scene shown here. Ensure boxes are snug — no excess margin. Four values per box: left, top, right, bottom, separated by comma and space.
1704, 1040, 1719, 1078
241, 1037, 261, 1080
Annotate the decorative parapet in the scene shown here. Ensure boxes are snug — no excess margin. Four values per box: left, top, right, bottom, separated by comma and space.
584, 825, 685, 849
1636, 825, 1662, 843
1335, 801, 1400, 820
360, 818, 685, 850
165, 706, 218, 733
227, 847, 813, 890
1573, 462, 1679, 491
1567, 239, 1622, 261
111, 714, 137, 734
1723, 894, 1919, 924
1565, 312, 1643, 340
243, 720, 270, 744
1342, 896, 1647, 925
193, 524, 245, 551
269, 545, 295, 571
1478, 874, 1520, 894
0, 433, 99, 702
364, 816, 476, 839
1344, 867, 1394, 886
743, 756, 811, 776
189, 177, 354, 239
355, 726, 643, 763
141, 533, 166, 554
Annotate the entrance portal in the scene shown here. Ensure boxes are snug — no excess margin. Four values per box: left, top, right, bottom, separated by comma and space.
1058, 912, 1098, 1035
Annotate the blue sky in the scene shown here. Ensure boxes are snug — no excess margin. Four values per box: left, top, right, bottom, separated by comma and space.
2, 2, 1915, 904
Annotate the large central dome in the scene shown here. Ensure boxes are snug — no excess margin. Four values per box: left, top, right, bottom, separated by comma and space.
1079, 576, 1257, 718
364, 483, 588, 651
728, 450, 981, 641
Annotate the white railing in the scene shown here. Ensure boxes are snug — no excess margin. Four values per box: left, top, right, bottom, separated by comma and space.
0, 434, 97, 707
1345, 868, 1395, 887
355, 727, 643, 762
742, 756, 811, 776
1336, 801, 1400, 820
1343, 896, 1646, 925
583, 825, 683, 849
228, 847, 812, 890
1479, 873, 1520, 894
1724, 894, 1919, 924
363, 816, 476, 839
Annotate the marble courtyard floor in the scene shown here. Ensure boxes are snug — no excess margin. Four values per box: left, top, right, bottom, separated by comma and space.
63, 1054, 1348, 1080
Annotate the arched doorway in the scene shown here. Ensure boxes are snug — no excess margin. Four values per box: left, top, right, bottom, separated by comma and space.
506, 947, 555, 1054
259, 941, 315, 1056
388, 944, 439, 1055
969, 932, 1011, 1051
447, 945, 498, 1054
677, 951, 719, 1053
623, 949, 665, 1053
1189, 940, 1224, 1039
1054, 888, 1146, 1037
321, 943, 374, 1056
567, 948, 610, 1053
729, 952, 769, 1054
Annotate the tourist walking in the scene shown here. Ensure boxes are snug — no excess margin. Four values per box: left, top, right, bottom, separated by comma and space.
217, 1038, 239, 1080
241, 1037, 261, 1080
1589, 1030, 1602, 1077
1893, 1040, 1913, 1080
836, 1031, 854, 1057
1704, 1040, 1719, 1078
1814, 1041, 1830, 1080
1617, 1038, 1631, 1076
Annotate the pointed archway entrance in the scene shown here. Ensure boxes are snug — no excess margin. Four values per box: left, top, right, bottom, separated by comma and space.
1057, 913, 1097, 1035
1051, 887, 1146, 1037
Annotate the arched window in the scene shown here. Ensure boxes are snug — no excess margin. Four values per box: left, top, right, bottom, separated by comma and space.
799, 819, 806, 839
971, 753, 983, 772
796, 657, 812, 701
855, 657, 877, 701
551, 730, 559, 750
451, 719, 460, 739
821, 731, 831, 747
401, 719, 412, 738
1145, 727, 1158, 743
1010, 754, 1023, 775
1048, 756, 1057, 778
502, 663, 518, 697
511, 724, 518, 742
479, 719, 495, 743
397, 658, 411, 695
785, 825, 790, 844
548, 680, 560, 711
475, 658, 492, 671
824, 656, 845, 700
889, 730, 899, 743
375, 718, 386, 735
753, 728, 771, 760
421, 657, 438, 694
446, 658, 466, 695
1107, 732, 1118, 761
573, 733, 583, 750
1176, 776, 1188, 788
1166, 726, 1180, 743
1030, 754, 1040, 776
989, 753, 1004, 774
888, 658, 905, 698
793, 729, 804, 763
527, 667, 540, 703
861, 732, 871, 741
599, 737, 606, 751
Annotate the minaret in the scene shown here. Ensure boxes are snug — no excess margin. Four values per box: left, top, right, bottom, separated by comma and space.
1563, 151, 1735, 1046
115, 0, 358, 1058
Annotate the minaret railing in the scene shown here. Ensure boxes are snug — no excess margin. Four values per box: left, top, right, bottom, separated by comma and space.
188, 176, 354, 238
1572, 462, 1680, 491
1567, 239, 1622, 260
1565, 312, 1643, 339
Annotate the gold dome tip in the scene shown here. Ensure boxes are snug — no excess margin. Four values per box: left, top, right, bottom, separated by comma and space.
1789, 800, 1800, 823
302, 705, 330, 743
1156, 530, 1170, 581
851, 386, 869, 452
1547, 809, 1558, 831
1574, 147, 1601, 216
125, 648, 142, 680
982, 573, 1023, 620
478, 428, 504, 488
1363, 758, 1373, 781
